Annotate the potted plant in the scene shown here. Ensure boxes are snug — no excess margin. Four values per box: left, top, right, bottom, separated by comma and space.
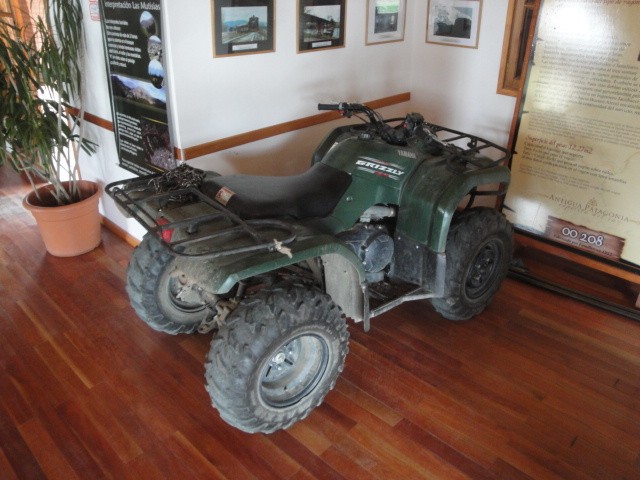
0, 0, 100, 256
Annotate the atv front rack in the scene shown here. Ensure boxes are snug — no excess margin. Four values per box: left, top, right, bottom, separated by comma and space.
421, 122, 511, 206
106, 173, 296, 259
424, 122, 511, 167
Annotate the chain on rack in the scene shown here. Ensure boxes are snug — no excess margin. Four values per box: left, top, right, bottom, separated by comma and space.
149, 163, 206, 192
148, 164, 206, 202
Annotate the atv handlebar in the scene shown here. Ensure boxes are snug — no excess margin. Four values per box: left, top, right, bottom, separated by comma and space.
316, 102, 510, 166
317, 103, 343, 111
318, 102, 377, 122
318, 102, 365, 113
318, 102, 423, 146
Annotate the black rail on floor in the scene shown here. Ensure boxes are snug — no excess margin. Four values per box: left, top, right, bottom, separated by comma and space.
508, 266, 640, 322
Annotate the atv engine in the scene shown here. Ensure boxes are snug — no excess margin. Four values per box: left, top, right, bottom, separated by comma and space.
338, 206, 396, 283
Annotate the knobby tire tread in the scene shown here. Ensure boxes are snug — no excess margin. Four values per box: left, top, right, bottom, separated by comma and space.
432, 208, 513, 321
126, 234, 203, 334
205, 282, 348, 434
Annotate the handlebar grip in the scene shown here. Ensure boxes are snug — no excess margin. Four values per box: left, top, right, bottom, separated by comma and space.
317, 103, 342, 111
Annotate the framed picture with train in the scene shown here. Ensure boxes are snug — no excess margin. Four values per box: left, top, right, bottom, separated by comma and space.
298, 0, 346, 52
212, 0, 275, 57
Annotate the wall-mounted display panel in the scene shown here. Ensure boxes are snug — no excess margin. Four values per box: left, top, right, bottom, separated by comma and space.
505, 0, 640, 269
99, 0, 174, 175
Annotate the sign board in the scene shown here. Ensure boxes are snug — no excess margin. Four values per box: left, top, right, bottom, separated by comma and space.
99, 0, 176, 175
505, 0, 640, 269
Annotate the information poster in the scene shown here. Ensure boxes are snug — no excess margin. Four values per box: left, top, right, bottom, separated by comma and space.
505, 0, 640, 268
99, 0, 175, 174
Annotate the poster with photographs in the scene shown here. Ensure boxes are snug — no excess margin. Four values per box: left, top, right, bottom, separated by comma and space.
99, 0, 175, 175
298, 0, 346, 52
366, 0, 406, 45
212, 0, 275, 57
426, 0, 482, 48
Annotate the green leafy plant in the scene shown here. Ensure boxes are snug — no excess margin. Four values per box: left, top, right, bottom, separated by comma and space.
0, 0, 96, 206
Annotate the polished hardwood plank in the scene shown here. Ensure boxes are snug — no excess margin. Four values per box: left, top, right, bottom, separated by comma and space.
1, 167, 640, 479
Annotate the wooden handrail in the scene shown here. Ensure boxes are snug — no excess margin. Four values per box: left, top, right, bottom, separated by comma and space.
75, 92, 411, 161
66, 107, 114, 131
176, 92, 411, 160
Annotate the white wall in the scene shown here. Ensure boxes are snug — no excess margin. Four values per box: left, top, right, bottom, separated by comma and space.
163, 1, 413, 149
79, 0, 515, 239
188, 101, 411, 176
408, 1, 516, 146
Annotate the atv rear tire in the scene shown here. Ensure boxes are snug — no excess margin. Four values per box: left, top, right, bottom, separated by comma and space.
205, 282, 348, 434
432, 208, 512, 321
126, 234, 208, 334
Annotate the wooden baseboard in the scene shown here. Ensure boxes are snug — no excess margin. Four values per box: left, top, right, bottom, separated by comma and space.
101, 215, 140, 248
515, 232, 640, 309
515, 233, 640, 283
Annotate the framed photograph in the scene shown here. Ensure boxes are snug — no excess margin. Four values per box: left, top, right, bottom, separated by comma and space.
366, 0, 406, 45
298, 0, 346, 53
212, 0, 275, 57
426, 0, 482, 48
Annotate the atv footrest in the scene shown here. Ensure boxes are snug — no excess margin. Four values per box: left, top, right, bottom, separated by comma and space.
368, 280, 438, 318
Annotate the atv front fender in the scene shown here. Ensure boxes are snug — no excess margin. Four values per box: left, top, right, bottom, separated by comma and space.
396, 164, 510, 252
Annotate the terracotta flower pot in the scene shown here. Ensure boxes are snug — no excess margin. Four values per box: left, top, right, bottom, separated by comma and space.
22, 180, 102, 257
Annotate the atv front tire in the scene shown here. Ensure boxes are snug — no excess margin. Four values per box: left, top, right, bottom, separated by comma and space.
205, 282, 348, 434
432, 208, 513, 321
126, 234, 208, 334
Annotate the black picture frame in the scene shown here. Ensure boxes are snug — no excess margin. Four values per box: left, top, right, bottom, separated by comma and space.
212, 0, 275, 57
298, 0, 346, 53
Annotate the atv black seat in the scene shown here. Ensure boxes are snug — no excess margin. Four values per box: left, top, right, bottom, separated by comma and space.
201, 162, 352, 220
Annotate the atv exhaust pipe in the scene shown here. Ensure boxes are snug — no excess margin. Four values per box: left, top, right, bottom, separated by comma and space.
359, 205, 397, 223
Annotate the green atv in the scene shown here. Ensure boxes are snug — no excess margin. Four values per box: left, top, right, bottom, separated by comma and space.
106, 102, 513, 434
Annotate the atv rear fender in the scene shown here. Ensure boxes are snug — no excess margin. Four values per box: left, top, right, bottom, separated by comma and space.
107, 174, 368, 322
186, 235, 368, 322
396, 164, 510, 253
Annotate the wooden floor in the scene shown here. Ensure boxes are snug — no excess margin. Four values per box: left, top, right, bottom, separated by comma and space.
2, 168, 640, 480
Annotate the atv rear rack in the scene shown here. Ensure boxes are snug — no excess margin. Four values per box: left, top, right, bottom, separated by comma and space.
106, 174, 296, 259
